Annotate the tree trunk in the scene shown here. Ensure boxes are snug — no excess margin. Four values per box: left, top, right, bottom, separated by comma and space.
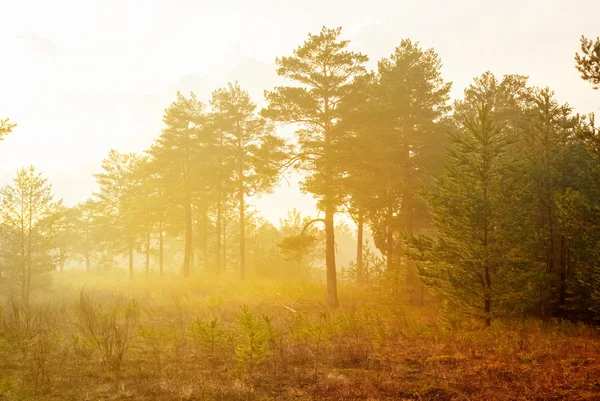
386, 205, 394, 271
325, 195, 338, 308
159, 219, 164, 277
201, 206, 208, 271
223, 216, 227, 272
128, 244, 134, 280
85, 224, 91, 272
21, 220, 26, 305
356, 209, 364, 284
183, 200, 192, 277
190, 237, 194, 274
484, 267, 492, 326
323, 90, 338, 308
26, 205, 32, 306
145, 229, 150, 278
559, 234, 568, 313
239, 187, 246, 280
216, 197, 222, 274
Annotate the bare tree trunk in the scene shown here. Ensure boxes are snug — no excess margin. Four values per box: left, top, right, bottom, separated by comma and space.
27, 201, 32, 306
223, 215, 227, 272
386, 205, 394, 271
159, 219, 164, 277
128, 244, 134, 281
559, 234, 568, 313
323, 92, 338, 308
239, 187, 246, 280
190, 234, 194, 274
21, 218, 26, 305
183, 200, 192, 278
356, 210, 364, 284
325, 195, 338, 308
201, 206, 208, 271
85, 223, 91, 272
216, 197, 222, 274
484, 265, 492, 327
145, 229, 150, 278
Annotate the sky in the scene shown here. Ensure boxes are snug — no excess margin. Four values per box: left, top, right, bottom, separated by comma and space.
0, 0, 599, 226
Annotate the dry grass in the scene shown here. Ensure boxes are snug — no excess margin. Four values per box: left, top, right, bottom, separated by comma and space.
1, 271, 599, 400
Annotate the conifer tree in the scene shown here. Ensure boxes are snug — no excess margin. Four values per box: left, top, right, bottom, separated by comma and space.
262, 26, 367, 307
94, 150, 143, 279
71, 199, 101, 272
521, 88, 580, 315
210, 82, 286, 279
0, 166, 62, 304
575, 35, 600, 89
416, 104, 529, 325
149, 92, 209, 277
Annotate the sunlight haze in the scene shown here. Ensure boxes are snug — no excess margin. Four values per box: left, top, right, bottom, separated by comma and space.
1, 0, 598, 225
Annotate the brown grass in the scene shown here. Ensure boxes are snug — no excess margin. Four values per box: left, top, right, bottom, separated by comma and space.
0, 272, 599, 400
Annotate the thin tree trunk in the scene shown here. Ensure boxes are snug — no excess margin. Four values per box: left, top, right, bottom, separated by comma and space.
183, 200, 192, 277
223, 215, 227, 272
159, 219, 164, 277
239, 186, 246, 280
216, 197, 222, 274
483, 172, 491, 326
484, 266, 492, 327
356, 209, 364, 284
27, 198, 32, 306
483, 220, 491, 326
559, 234, 568, 312
325, 195, 338, 308
201, 206, 208, 271
128, 244, 134, 280
190, 234, 194, 274
21, 216, 26, 305
386, 205, 394, 271
145, 229, 150, 278
85, 225, 91, 273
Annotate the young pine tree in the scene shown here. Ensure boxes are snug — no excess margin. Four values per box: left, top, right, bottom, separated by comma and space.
0, 166, 62, 304
416, 104, 530, 326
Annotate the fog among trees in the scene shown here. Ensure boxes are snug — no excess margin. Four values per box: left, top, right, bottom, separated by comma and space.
2, 21, 600, 401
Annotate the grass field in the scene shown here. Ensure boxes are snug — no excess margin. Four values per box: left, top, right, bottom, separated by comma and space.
1, 272, 599, 400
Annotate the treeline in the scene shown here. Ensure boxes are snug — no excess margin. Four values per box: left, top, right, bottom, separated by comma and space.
1, 28, 600, 325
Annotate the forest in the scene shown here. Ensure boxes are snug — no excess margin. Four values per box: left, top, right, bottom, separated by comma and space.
1, 26, 600, 400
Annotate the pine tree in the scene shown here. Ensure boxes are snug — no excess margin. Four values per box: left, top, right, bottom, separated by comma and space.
0, 166, 62, 304
416, 104, 529, 325
521, 88, 580, 315
148, 92, 209, 277
94, 150, 143, 280
210, 82, 286, 279
262, 26, 368, 307
368, 40, 451, 282
71, 199, 101, 272
575, 35, 600, 89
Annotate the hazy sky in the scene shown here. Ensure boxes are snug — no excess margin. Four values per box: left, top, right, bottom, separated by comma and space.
1, 0, 599, 226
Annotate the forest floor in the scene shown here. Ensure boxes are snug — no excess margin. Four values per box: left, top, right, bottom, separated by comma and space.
1, 272, 600, 400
